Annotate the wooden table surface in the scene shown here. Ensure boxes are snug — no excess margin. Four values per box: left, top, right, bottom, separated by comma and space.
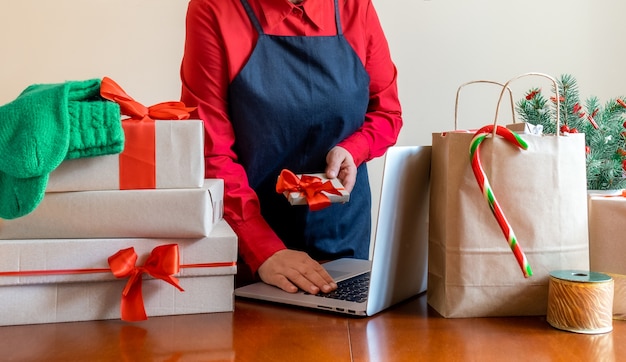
1, 292, 624, 361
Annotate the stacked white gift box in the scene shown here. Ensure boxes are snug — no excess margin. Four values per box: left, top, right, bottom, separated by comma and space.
0, 114, 237, 325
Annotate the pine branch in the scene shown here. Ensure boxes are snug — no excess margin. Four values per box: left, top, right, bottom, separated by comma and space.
517, 75, 626, 190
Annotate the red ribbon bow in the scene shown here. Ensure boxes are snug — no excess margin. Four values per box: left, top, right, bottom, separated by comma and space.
275, 169, 342, 211
100, 77, 197, 189
100, 76, 196, 122
108, 244, 184, 322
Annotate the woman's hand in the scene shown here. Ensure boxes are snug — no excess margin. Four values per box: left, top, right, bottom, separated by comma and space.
325, 146, 357, 192
257, 249, 337, 294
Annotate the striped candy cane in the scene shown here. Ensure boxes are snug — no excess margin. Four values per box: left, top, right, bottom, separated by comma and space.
469, 125, 533, 278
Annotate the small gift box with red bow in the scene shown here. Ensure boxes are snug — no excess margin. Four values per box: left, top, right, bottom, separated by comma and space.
0, 220, 237, 326
276, 169, 350, 211
47, 77, 204, 192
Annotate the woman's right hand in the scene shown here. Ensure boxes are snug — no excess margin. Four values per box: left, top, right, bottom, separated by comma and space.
257, 249, 337, 294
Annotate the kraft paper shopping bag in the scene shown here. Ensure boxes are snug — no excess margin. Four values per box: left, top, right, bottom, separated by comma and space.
427, 73, 590, 317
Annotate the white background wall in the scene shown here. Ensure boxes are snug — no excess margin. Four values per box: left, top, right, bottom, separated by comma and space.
2, 0, 625, 231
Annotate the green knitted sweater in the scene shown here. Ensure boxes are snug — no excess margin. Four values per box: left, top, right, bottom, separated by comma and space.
0, 78, 123, 219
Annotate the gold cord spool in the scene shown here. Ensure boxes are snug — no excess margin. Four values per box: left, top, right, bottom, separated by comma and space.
547, 270, 614, 334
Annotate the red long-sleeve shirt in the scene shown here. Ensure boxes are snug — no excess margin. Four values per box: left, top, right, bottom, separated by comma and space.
180, 0, 402, 274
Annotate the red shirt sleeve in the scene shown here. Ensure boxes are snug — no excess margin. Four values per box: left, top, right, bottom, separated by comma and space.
180, 0, 402, 274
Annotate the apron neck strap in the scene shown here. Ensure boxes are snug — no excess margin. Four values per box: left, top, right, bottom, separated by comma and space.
240, 0, 264, 35
333, 0, 343, 35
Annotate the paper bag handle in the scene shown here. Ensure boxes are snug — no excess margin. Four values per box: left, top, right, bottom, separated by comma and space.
494, 72, 561, 136
454, 80, 516, 130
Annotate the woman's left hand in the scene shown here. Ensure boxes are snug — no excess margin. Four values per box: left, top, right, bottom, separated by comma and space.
325, 146, 357, 193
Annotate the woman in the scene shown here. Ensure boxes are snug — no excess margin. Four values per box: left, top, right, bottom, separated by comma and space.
180, 0, 402, 295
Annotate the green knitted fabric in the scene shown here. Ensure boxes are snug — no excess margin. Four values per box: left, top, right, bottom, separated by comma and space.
0, 78, 123, 219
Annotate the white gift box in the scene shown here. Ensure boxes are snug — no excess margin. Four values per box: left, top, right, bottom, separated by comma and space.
0, 220, 237, 326
587, 192, 626, 275
47, 120, 205, 192
0, 179, 223, 239
282, 173, 350, 206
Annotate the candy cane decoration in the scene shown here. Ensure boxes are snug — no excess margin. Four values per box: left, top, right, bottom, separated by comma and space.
469, 125, 533, 278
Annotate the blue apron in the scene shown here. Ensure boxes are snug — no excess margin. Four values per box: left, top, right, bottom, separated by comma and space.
229, 0, 371, 261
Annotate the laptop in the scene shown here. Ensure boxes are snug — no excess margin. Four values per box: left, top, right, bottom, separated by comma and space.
234, 146, 431, 316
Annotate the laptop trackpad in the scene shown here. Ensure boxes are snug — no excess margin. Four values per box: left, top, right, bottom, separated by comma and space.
326, 269, 352, 280
322, 258, 372, 281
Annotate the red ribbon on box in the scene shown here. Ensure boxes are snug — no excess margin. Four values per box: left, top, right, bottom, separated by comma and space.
275, 169, 343, 211
100, 77, 196, 189
0, 244, 236, 322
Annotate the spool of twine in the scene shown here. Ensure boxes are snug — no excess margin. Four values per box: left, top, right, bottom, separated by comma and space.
547, 270, 614, 334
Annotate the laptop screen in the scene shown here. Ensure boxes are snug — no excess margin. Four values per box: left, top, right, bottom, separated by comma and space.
366, 146, 431, 315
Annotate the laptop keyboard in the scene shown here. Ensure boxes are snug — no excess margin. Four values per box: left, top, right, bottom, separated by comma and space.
308, 272, 370, 303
